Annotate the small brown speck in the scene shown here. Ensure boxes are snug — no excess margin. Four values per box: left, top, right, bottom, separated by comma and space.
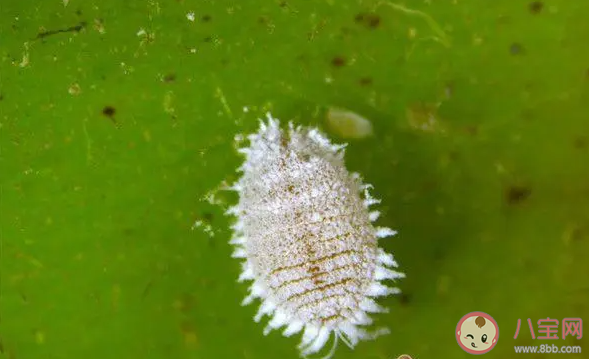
200, 212, 213, 222
258, 16, 269, 25
280, 135, 289, 148
201, 14, 211, 22
529, 1, 544, 14
506, 185, 531, 205
399, 293, 410, 305
464, 125, 478, 136
433, 247, 445, 261
312, 278, 325, 285
102, 105, 116, 118
331, 56, 346, 67
163, 73, 176, 82
0, 93, 4, 101
354, 13, 381, 29
510, 42, 524, 55
571, 227, 585, 241
180, 321, 195, 332
339, 26, 353, 37
278, 1, 288, 7
422, 179, 438, 191
359, 77, 373, 86
175, 293, 195, 313
574, 136, 587, 149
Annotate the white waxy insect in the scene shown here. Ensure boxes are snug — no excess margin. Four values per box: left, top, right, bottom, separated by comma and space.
227, 113, 404, 358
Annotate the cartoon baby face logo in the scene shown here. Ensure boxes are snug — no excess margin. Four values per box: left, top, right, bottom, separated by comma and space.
456, 312, 499, 354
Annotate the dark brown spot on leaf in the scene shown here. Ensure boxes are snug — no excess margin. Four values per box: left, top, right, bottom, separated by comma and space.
510, 42, 524, 55
529, 1, 544, 14
35, 21, 87, 40
399, 293, 411, 305
102, 106, 116, 118
202, 212, 213, 221
354, 13, 381, 28
506, 185, 531, 205
163, 73, 176, 82
359, 77, 373, 86
331, 56, 346, 67
201, 14, 211, 22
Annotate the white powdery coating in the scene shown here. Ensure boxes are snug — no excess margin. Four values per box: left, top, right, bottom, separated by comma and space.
228, 113, 404, 358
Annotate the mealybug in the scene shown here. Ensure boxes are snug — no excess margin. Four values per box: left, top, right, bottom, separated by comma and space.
227, 113, 404, 358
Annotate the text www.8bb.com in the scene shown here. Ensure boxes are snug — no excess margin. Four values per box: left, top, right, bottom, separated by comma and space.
514, 344, 581, 354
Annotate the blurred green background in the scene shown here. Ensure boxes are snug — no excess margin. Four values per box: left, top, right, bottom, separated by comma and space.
1, 0, 588, 358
